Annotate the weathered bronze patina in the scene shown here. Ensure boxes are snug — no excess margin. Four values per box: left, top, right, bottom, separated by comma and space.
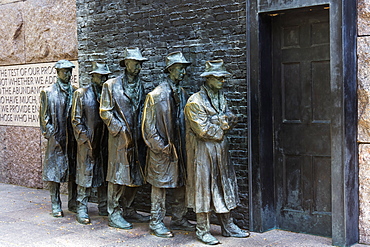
71, 62, 111, 224
185, 60, 249, 245
39, 60, 77, 217
100, 47, 148, 229
142, 51, 195, 238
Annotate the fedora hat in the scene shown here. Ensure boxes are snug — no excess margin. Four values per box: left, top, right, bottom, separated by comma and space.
200, 59, 231, 77
53, 60, 75, 69
119, 47, 148, 67
89, 62, 111, 75
164, 51, 191, 73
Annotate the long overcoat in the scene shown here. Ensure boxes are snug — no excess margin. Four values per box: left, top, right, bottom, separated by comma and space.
142, 79, 188, 188
71, 84, 107, 188
100, 73, 145, 186
184, 86, 239, 214
39, 80, 77, 183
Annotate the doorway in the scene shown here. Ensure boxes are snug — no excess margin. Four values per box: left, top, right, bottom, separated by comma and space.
271, 6, 331, 237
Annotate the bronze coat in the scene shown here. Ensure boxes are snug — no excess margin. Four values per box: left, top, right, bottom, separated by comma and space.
142, 79, 188, 188
39, 80, 77, 183
71, 84, 107, 188
184, 86, 239, 213
100, 73, 145, 186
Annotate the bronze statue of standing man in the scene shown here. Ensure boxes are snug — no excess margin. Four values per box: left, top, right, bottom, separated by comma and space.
71, 62, 111, 224
184, 60, 249, 245
142, 51, 195, 238
39, 60, 78, 217
100, 48, 148, 229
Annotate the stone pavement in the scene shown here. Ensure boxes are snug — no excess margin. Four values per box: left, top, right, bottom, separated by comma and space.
0, 182, 368, 247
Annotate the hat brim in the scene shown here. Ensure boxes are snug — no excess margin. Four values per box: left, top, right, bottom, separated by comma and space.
89, 71, 111, 75
119, 58, 148, 67
164, 62, 191, 73
200, 71, 231, 77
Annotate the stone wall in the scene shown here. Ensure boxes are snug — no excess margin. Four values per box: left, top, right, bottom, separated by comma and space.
76, 0, 248, 227
0, 0, 77, 188
358, 0, 370, 244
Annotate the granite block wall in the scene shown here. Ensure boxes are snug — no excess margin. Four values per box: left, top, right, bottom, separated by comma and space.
76, 0, 248, 227
0, 0, 78, 189
358, 0, 370, 244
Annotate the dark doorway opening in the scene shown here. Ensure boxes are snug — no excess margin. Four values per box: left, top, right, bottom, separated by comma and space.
271, 6, 331, 237
260, 5, 332, 237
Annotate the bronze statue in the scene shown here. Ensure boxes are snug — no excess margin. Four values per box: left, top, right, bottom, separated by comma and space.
184, 60, 249, 245
100, 47, 149, 229
142, 51, 195, 238
71, 62, 111, 224
39, 60, 78, 217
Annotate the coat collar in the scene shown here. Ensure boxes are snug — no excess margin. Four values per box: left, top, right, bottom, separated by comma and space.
201, 85, 226, 113
56, 78, 73, 95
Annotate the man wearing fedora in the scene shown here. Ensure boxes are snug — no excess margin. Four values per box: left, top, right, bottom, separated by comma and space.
100, 48, 149, 229
142, 51, 195, 238
184, 59, 249, 245
71, 62, 111, 224
39, 60, 78, 217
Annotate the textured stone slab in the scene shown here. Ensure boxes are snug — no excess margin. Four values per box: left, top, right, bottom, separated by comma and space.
3, 126, 43, 188
0, 183, 338, 247
359, 144, 370, 244
24, 0, 78, 63
0, 0, 78, 65
359, 0, 370, 36
0, 2, 25, 65
358, 36, 370, 142
0, 126, 6, 183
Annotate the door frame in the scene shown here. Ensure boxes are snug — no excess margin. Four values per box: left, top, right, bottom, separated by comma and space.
247, 1, 358, 246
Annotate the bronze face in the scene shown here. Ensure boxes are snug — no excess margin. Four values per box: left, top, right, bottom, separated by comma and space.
91, 73, 108, 86
125, 59, 142, 76
168, 64, 187, 83
56, 68, 72, 84
206, 76, 225, 91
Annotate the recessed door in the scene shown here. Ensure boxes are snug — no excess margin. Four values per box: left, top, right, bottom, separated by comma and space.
272, 6, 332, 237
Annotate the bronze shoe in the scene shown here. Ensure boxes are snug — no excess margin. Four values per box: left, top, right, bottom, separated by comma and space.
108, 212, 133, 229
150, 222, 174, 238
170, 219, 196, 231
123, 211, 150, 223
197, 232, 220, 245
76, 211, 91, 225
52, 210, 64, 218
222, 222, 250, 238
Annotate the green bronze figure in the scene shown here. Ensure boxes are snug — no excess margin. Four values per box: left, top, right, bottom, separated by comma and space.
100, 47, 149, 229
71, 62, 111, 224
142, 51, 195, 238
39, 60, 78, 217
184, 60, 249, 245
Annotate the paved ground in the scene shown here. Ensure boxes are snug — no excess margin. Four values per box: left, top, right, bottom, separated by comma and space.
0, 182, 368, 247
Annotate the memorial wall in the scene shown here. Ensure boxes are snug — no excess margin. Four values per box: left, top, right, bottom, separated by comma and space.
0, 62, 78, 127
0, 0, 77, 188
358, 0, 370, 244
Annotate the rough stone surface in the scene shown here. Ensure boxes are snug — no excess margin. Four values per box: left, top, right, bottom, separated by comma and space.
2, 182, 353, 247
24, 0, 78, 63
0, 126, 7, 183
4, 126, 43, 188
359, 144, 370, 244
0, 2, 25, 65
76, 0, 248, 227
0, 0, 77, 65
359, 0, 370, 36
358, 2, 370, 244
358, 36, 370, 142
0, 0, 78, 191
